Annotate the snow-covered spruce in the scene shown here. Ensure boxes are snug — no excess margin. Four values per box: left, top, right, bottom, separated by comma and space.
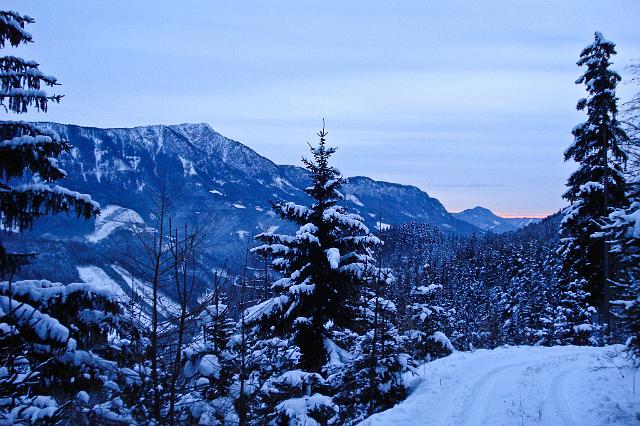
0, 11, 98, 274
245, 126, 414, 424
605, 175, 640, 357
335, 266, 418, 423
177, 282, 240, 424
0, 279, 144, 424
0, 11, 110, 424
381, 219, 562, 351
557, 31, 629, 344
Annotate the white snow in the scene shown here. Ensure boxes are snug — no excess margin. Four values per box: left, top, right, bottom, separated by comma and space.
360, 345, 639, 426
178, 156, 198, 176
345, 193, 365, 206
0, 294, 69, 344
13, 183, 99, 210
427, 331, 454, 352
272, 177, 298, 193
86, 205, 145, 243
326, 248, 340, 269
76, 391, 90, 404
376, 222, 391, 231
77, 266, 151, 324
77, 266, 128, 300
111, 265, 181, 318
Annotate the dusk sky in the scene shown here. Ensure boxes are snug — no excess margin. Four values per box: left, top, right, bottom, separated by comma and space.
5, 1, 640, 217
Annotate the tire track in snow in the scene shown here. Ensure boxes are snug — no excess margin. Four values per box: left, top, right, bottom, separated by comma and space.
456, 359, 548, 426
546, 353, 594, 426
548, 369, 577, 426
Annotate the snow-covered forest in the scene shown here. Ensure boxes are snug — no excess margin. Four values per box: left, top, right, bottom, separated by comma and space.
1, 7, 640, 426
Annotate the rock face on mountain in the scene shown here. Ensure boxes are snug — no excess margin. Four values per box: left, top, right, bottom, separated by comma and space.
452, 206, 540, 233
4, 122, 480, 297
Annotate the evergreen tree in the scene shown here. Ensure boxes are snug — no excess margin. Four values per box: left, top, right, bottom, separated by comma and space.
558, 32, 629, 340
0, 11, 99, 275
177, 280, 239, 424
606, 175, 640, 357
248, 125, 381, 423
518, 247, 557, 345
0, 11, 123, 425
340, 268, 416, 423
382, 217, 564, 350
621, 62, 640, 172
406, 282, 452, 360
0, 279, 139, 424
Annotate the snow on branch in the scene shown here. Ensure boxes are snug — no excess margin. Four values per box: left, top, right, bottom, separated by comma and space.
0, 183, 99, 231
0, 295, 70, 345
0, 11, 34, 48
273, 201, 311, 222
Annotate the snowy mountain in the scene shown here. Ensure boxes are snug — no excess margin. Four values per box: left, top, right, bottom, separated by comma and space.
40, 122, 478, 234
5, 122, 480, 296
452, 206, 541, 233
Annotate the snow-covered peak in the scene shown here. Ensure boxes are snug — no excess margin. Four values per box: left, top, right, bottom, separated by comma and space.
452, 206, 542, 233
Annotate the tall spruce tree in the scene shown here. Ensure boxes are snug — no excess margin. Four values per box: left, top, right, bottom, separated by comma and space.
0, 11, 99, 274
0, 11, 129, 425
607, 60, 640, 357
606, 176, 640, 357
248, 125, 381, 423
558, 32, 629, 341
176, 277, 239, 424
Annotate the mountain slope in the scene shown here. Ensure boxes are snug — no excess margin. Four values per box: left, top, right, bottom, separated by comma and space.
6, 122, 480, 297
452, 206, 540, 233
41, 122, 477, 234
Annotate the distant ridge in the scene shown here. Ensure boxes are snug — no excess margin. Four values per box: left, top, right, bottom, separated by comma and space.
452, 206, 541, 233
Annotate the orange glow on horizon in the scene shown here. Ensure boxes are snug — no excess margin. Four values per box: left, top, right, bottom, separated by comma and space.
495, 212, 551, 219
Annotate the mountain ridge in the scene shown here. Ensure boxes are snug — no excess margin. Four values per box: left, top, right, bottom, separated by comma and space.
6, 122, 481, 294
452, 206, 541, 233
33, 122, 477, 230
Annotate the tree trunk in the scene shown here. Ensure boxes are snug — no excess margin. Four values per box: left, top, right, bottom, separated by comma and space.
602, 123, 612, 337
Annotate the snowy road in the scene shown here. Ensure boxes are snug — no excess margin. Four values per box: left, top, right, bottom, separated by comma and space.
360, 345, 639, 426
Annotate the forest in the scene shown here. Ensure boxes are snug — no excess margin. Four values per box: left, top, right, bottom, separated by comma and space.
1, 7, 639, 426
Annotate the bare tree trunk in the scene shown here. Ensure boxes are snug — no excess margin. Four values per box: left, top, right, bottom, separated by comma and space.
126, 175, 212, 423
150, 183, 167, 422
602, 123, 612, 337
237, 243, 251, 426
167, 223, 199, 425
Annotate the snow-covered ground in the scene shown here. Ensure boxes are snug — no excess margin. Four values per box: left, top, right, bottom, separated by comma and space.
111, 264, 181, 318
77, 265, 151, 325
361, 345, 639, 426
86, 205, 145, 243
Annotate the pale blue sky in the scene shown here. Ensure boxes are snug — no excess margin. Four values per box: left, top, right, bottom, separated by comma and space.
4, 1, 640, 216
